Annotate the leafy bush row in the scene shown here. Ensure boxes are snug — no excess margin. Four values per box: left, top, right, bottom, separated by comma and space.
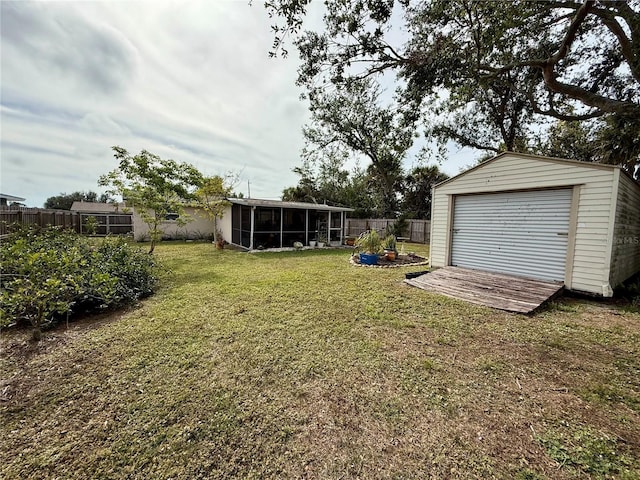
0, 225, 160, 339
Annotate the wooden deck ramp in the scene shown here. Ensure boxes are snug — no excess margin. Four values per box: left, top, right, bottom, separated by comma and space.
404, 267, 564, 314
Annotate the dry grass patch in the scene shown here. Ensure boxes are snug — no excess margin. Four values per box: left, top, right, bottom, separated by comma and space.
1, 242, 639, 479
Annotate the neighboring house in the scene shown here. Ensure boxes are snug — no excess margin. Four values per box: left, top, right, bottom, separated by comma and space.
71, 202, 214, 240
219, 198, 354, 250
72, 198, 354, 249
430, 152, 640, 297
0, 193, 26, 207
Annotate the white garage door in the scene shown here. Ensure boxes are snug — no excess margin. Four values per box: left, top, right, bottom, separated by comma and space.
451, 189, 572, 282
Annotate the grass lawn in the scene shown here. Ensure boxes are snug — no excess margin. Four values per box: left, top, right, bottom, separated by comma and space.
1, 242, 639, 479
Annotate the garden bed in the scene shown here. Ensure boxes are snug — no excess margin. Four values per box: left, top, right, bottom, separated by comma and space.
350, 252, 429, 268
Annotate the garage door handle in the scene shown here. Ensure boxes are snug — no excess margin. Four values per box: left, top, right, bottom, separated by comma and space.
557, 232, 568, 236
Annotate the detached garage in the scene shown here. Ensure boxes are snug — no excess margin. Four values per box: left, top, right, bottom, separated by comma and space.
430, 152, 640, 297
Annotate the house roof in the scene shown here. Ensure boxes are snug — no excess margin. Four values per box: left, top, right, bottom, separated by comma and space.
0, 193, 26, 202
228, 198, 354, 212
72, 198, 355, 213
434, 151, 634, 190
70, 201, 123, 213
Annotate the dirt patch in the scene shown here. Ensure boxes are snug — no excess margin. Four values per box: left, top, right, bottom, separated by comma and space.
0, 308, 131, 405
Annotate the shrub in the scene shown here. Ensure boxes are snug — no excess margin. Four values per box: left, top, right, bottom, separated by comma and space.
95, 236, 159, 305
0, 225, 159, 340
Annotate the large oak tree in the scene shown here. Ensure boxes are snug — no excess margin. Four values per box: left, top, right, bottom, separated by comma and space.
302, 78, 415, 216
266, 0, 640, 176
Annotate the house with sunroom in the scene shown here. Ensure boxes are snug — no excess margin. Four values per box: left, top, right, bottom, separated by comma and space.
72, 198, 353, 249
218, 198, 353, 250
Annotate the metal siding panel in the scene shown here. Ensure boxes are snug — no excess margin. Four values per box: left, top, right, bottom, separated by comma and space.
451, 189, 572, 281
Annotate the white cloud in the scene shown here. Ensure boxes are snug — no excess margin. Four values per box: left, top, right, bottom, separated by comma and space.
1, 0, 479, 208
1, 0, 311, 206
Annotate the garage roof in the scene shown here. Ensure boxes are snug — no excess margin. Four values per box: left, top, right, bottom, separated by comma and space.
434, 152, 632, 189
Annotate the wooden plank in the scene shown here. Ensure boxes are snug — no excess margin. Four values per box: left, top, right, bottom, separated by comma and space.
412, 270, 563, 312
406, 277, 541, 312
430, 268, 562, 294
416, 274, 555, 301
406, 278, 555, 313
410, 275, 545, 304
405, 267, 564, 313
414, 268, 563, 297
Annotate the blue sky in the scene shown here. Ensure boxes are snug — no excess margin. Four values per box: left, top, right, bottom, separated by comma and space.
1, 0, 476, 208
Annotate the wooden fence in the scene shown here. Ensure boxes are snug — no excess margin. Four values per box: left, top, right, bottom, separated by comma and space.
345, 218, 431, 244
0, 207, 133, 236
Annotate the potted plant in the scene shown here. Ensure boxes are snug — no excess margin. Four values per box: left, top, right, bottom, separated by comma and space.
382, 234, 397, 261
355, 230, 382, 265
309, 239, 317, 248
317, 234, 327, 248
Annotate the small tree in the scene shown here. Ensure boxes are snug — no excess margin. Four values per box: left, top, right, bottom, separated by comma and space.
83, 215, 99, 235
99, 147, 203, 253
194, 175, 235, 248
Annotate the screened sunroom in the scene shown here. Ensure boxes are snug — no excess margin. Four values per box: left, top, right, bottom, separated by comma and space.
222, 198, 353, 250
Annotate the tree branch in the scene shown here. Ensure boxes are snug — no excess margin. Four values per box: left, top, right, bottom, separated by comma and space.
480, 1, 640, 117
590, 4, 640, 82
541, 66, 639, 115
548, 0, 592, 65
434, 125, 502, 153
527, 90, 605, 120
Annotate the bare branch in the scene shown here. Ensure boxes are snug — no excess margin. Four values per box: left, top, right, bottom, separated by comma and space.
548, 0, 593, 65
541, 64, 639, 115
590, 5, 640, 82
434, 126, 502, 153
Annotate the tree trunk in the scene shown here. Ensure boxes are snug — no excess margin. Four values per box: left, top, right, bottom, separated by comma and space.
32, 307, 43, 341
32, 327, 42, 342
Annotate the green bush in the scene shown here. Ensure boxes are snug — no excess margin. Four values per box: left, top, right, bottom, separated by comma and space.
95, 236, 159, 305
0, 225, 159, 339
